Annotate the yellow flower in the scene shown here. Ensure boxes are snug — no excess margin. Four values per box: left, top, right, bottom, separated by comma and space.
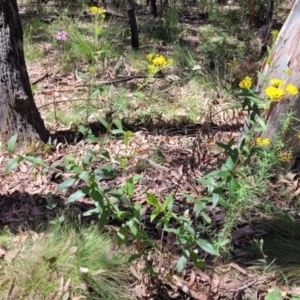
239, 76, 252, 89
146, 53, 153, 62
152, 55, 167, 67
297, 133, 300, 139
167, 58, 174, 65
148, 64, 157, 74
271, 30, 279, 39
278, 151, 292, 162
256, 137, 271, 147
264, 86, 285, 101
90, 6, 105, 17
285, 83, 298, 96
270, 78, 284, 88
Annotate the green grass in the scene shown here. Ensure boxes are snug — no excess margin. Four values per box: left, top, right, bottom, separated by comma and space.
0, 223, 132, 299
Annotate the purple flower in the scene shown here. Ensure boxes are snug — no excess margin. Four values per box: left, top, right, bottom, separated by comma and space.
56, 31, 68, 41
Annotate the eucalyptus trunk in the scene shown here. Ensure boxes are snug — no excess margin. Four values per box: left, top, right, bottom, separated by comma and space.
0, 0, 49, 149
256, 0, 300, 170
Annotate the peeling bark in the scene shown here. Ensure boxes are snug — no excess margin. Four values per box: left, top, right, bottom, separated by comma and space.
0, 0, 49, 149
257, 0, 300, 170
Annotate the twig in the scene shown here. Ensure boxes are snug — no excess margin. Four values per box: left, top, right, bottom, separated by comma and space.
230, 277, 261, 292
31, 72, 51, 85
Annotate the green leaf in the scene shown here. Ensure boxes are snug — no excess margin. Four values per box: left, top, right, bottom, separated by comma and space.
99, 149, 110, 159
7, 134, 18, 154
117, 225, 127, 246
162, 193, 173, 211
227, 176, 237, 196
257, 71, 268, 83
4, 156, 23, 175
56, 178, 76, 191
77, 71, 89, 81
128, 253, 143, 263
265, 287, 282, 300
133, 91, 145, 98
99, 205, 110, 229
176, 253, 188, 273
256, 116, 267, 131
222, 156, 235, 171
150, 207, 161, 222
113, 119, 123, 132
65, 190, 85, 204
196, 239, 219, 256
97, 116, 109, 129
146, 193, 160, 208
24, 156, 46, 167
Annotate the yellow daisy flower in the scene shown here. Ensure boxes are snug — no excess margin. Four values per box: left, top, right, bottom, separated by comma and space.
270, 78, 284, 88
239, 76, 252, 89
285, 83, 298, 96
264, 86, 285, 101
256, 137, 271, 147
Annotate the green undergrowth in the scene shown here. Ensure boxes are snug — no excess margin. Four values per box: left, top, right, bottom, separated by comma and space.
0, 222, 132, 299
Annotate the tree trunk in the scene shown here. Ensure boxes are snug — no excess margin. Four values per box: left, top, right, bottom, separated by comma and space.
124, 0, 139, 49
257, 0, 300, 170
0, 0, 49, 149
266, 0, 273, 24
150, 0, 158, 17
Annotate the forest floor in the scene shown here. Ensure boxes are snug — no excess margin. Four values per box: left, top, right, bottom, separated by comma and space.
1, 1, 300, 299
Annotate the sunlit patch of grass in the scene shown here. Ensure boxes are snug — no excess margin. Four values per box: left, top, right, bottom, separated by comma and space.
22, 17, 48, 63
0, 223, 132, 299
49, 16, 122, 71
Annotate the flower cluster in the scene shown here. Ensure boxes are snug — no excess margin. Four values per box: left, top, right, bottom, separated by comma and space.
264, 78, 298, 101
146, 53, 174, 74
256, 137, 270, 147
271, 29, 279, 43
278, 151, 292, 162
239, 76, 252, 89
90, 6, 105, 19
56, 30, 68, 41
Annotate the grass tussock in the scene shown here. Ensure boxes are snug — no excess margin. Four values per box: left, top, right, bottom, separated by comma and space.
0, 223, 132, 299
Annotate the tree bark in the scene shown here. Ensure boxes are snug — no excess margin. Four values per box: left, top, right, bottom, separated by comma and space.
150, 0, 158, 18
257, 0, 300, 170
0, 0, 49, 149
124, 0, 139, 49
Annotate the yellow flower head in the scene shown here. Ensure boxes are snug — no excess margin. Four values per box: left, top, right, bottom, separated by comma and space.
285, 83, 298, 96
148, 64, 157, 74
146, 53, 153, 62
297, 132, 300, 139
152, 54, 167, 67
270, 78, 284, 88
264, 86, 285, 101
256, 137, 270, 147
239, 76, 252, 89
271, 30, 279, 39
167, 58, 174, 65
90, 6, 105, 18
278, 151, 292, 162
